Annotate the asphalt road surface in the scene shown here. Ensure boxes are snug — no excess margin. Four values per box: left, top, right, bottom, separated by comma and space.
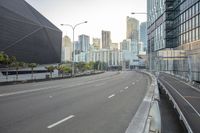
0, 71, 150, 133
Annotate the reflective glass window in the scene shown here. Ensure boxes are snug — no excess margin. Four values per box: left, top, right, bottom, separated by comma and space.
196, 28, 198, 40
192, 29, 195, 41
196, 15, 198, 27
196, 3, 198, 14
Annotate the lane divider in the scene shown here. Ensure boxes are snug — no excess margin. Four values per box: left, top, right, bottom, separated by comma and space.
124, 86, 129, 90
108, 94, 115, 99
120, 90, 124, 93
47, 115, 75, 129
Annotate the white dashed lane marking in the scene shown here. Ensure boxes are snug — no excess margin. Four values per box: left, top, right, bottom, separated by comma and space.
47, 115, 75, 129
108, 94, 115, 99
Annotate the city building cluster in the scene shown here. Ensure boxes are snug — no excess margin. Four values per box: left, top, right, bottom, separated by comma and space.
62, 17, 147, 70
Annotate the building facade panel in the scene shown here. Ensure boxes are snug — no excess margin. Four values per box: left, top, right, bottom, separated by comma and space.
148, 0, 200, 81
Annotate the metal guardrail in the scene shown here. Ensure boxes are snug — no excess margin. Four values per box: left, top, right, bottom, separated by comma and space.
0, 71, 104, 85
158, 79, 193, 133
125, 71, 161, 133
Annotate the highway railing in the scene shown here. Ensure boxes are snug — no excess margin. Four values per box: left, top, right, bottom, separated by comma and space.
158, 79, 193, 133
125, 70, 161, 133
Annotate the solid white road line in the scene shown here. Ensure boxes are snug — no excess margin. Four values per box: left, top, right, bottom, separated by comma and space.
0, 85, 60, 97
108, 94, 115, 99
47, 115, 75, 129
170, 76, 200, 93
164, 80, 200, 117
124, 86, 129, 90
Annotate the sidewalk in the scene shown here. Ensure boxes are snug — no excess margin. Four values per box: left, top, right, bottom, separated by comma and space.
0, 71, 104, 86
0, 71, 59, 82
158, 73, 200, 133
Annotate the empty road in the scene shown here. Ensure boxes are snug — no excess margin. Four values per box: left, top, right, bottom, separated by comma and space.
0, 71, 150, 133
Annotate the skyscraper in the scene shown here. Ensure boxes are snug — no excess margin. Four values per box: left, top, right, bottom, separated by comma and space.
78, 34, 90, 52
75, 41, 80, 54
62, 35, 72, 62
92, 38, 100, 50
120, 39, 131, 51
102, 30, 111, 49
140, 22, 147, 52
126, 16, 139, 42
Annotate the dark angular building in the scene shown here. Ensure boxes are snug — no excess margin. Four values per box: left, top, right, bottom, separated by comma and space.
0, 0, 62, 64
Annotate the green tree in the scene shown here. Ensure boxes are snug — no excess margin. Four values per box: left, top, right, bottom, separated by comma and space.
76, 62, 86, 72
94, 61, 100, 70
84, 63, 91, 70
0, 52, 16, 80
45, 66, 55, 78
56, 65, 65, 78
63, 65, 72, 74
88, 61, 95, 70
0, 52, 5, 62
28, 63, 37, 79
11, 61, 26, 80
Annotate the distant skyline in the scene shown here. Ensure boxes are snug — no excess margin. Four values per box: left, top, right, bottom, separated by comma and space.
26, 0, 147, 43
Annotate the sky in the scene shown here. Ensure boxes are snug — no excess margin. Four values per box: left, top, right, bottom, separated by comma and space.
25, 0, 147, 43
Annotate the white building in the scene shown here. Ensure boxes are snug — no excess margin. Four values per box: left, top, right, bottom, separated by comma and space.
75, 49, 122, 67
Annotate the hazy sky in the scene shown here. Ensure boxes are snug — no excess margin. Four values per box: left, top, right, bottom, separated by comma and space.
26, 0, 147, 43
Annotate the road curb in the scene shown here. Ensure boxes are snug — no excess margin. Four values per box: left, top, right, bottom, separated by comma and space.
125, 70, 161, 133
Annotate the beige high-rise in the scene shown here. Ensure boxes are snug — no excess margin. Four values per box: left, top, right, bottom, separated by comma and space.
62, 35, 72, 62
126, 16, 139, 42
93, 38, 100, 50
110, 43, 119, 50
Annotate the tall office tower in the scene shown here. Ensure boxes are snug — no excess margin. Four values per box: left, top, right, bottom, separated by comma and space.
75, 41, 81, 54
140, 22, 147, 52
78, 34, 90, 52
147, 0, 200, 81
126, 16, 139, 42
62, 35, 72, 62
102, 30, 111, 49
92, 38, 100, 50
0, 0, 62, 64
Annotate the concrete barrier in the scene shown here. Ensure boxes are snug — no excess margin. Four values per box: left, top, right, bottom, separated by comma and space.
125, 70, 161, 133
0, 71, 105, 86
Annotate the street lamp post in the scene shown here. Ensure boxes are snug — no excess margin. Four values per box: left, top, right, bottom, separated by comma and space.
61, 21, 87, 77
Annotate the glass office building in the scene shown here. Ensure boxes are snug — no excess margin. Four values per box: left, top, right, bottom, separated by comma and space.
147, 0, 200, 81
0, 0, 62, 64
